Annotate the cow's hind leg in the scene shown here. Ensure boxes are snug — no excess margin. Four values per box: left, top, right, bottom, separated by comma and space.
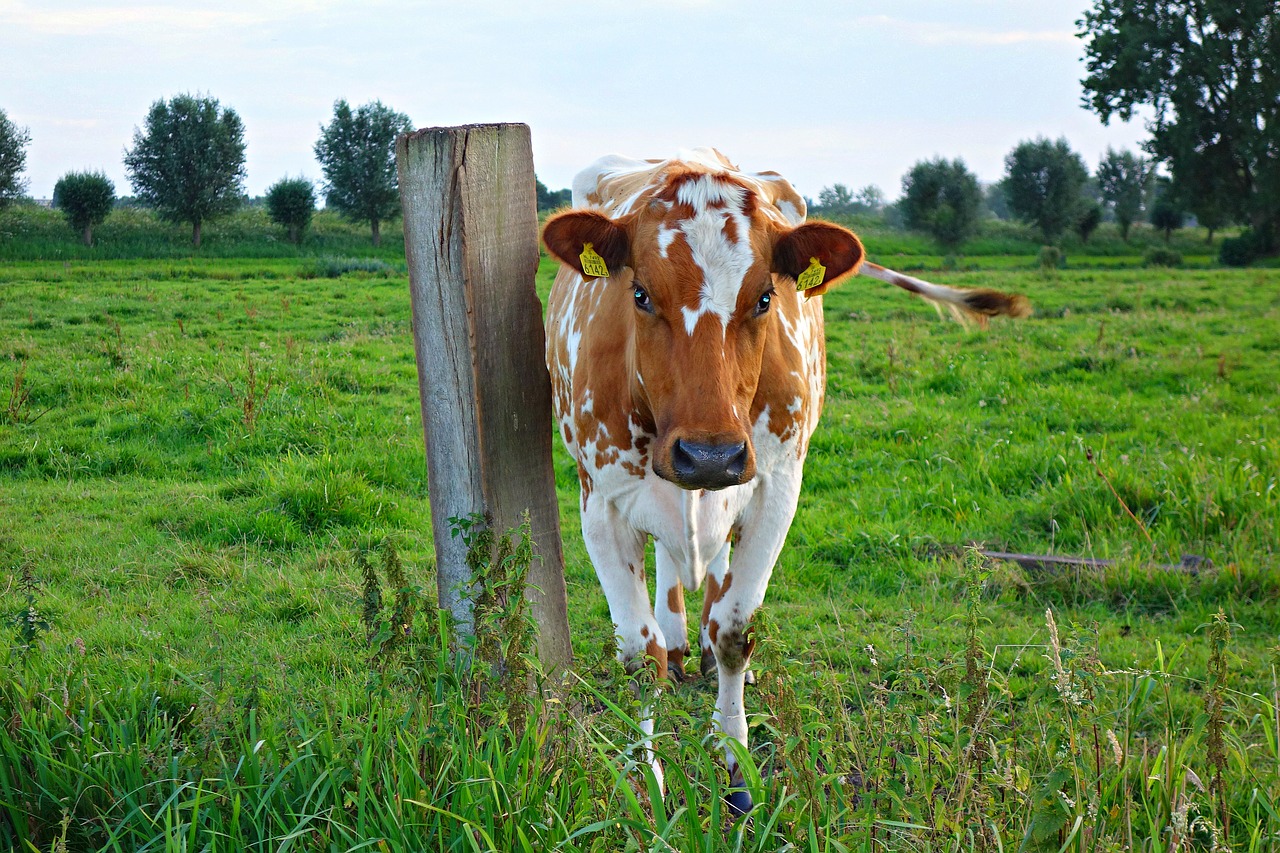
654, 544, 691, 681
582, 499, 667, 792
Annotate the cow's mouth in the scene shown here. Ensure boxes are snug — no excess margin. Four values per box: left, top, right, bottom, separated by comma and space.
658, 437, 753, 490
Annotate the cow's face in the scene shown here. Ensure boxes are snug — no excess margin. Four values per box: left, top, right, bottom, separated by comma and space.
544, 171, 863, 491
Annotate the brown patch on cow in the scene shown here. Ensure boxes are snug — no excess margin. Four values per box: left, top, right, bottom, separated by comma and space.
666, 584, 685, 619
640, 624, 649, 637
721, 215, 739, 244
562, 423, 573, 444
644, 635, 669, 681
707, 618, 720, 645
628, 563, 639, 576
621, 460, 647, 478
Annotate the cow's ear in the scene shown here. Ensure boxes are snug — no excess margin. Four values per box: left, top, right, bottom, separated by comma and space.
772, 221, 864, 298
542, 210, 631, 279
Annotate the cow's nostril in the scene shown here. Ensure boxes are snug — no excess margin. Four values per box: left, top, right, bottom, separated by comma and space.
672, 440, 697, 479
671, 439, 749, 489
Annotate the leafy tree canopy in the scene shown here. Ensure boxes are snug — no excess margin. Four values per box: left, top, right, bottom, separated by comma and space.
1080, 0, 1280, 250
314, 100, 413, 247
265, 177, 316, 244
53, 171, 115, 246
1003, 137, 1089, 243
123, 94, 247, 247
0, 108, 31, 208
1095, 148, 1148, 241
900, 158, 983, 252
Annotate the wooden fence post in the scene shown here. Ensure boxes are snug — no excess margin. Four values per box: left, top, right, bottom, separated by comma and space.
396, 123, 572, 670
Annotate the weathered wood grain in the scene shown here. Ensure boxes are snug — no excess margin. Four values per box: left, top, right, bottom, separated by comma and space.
397, 123, 572, 668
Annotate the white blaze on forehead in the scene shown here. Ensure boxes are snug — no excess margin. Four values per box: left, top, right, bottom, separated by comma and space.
674, 176, 756, 336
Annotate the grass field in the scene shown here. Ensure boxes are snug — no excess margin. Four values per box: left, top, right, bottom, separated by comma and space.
1, 244, 1278, 850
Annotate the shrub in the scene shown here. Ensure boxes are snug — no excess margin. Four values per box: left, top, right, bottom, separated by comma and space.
301, 256, 398, 278
52, 171, 115, 246
1219, 231, 1259, 267
1038, 245, 1063, 271
1144, 246, 1182, 267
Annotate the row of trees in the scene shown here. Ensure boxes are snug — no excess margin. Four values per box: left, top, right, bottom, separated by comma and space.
815, 139, 1167, 254
0, 96, 414, 248
1, 96, 574, 250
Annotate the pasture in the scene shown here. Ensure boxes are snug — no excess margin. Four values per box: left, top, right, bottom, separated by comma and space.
1, 249, 1278, 850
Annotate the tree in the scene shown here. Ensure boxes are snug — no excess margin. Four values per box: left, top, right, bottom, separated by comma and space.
900, 157, 983, 252
314, 100, 413, 247
1076, 203, 1103, 243
1003, 137, 1089, 243
1080, 0, 1280, 253
265, 177, 316, 244
1096, 148, 1147, 242
1149, 177, 1184, 243
124, 94, 246, 248
53, 171, 115, 246
0, 108, 31, 209
536, 177, 571, 212
855, 185, 886, 214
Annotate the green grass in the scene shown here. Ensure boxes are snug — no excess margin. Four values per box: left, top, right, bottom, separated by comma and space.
1, 254, 1278, 850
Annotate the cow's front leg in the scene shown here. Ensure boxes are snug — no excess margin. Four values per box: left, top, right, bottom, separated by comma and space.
582, 498, 667, 792
704, 476, 801, 815
654, 544, 691, 681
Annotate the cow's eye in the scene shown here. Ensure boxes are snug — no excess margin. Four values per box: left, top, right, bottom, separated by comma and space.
633, 284, 654, 314
754, 289, 774, 316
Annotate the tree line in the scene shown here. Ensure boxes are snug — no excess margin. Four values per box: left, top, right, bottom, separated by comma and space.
812, 139, 1175, 248
0, 96, 570, 250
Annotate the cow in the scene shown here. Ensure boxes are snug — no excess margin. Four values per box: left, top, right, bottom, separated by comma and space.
541, 149, 1028, 814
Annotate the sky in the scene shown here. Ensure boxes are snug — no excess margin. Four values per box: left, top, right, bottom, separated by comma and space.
1, 0, 1151, 203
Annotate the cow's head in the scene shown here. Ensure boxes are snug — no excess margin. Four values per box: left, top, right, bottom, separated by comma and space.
543, 170, 863, 491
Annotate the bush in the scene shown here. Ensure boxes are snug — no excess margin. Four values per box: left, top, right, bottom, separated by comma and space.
1219, 231, 1259, 267
1038, 245, 1063, 271
1144, 246, 1182, 267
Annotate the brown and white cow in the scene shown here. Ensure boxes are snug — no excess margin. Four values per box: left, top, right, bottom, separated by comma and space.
542, 149, 1027, 813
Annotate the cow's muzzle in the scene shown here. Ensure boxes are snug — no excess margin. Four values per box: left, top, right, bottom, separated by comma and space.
670, 438, 749, 490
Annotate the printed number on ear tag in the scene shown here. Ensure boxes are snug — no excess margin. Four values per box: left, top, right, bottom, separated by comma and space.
795, 256, 826, 292
580, 243, 610, 278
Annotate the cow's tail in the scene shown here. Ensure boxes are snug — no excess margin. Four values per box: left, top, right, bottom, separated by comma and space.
859, 261, 1031, 326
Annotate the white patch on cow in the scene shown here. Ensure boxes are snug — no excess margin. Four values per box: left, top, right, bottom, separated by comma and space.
656, 225, 679, 258
774, 199, 803, 226
673, 177, 755, 337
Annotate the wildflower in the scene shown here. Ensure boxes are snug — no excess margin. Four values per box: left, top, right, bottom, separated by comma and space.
1106, 729, 1123, 767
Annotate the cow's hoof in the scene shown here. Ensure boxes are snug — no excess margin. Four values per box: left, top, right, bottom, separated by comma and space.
725, 787, 754, 816
668, 660, 692, 683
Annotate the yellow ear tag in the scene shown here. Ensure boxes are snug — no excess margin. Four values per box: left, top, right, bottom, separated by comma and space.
579, 243, 610, 278
795, 256, 826, 292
